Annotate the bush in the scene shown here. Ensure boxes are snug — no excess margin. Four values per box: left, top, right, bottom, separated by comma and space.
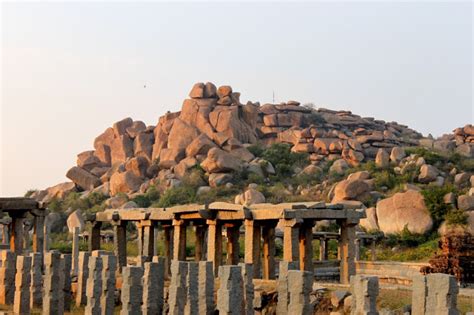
262, 143, 309, 179
445, 210, 468, 226
421, 185, 455, 227
132, 195, 151, 208
195, 186, 240, 204
405, 147, 445, 166
247, 145, 264, 158
155, 186, 196, 207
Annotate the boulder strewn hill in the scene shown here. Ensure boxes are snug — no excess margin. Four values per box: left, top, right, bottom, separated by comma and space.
30, 82, 474, 237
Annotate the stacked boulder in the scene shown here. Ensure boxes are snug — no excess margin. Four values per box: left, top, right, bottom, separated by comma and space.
34, 82, 431, 201
420, 124, 474, 158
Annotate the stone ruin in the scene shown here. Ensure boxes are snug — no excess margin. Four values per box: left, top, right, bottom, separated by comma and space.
0, 198, 467, 314
421, 230, 474, 287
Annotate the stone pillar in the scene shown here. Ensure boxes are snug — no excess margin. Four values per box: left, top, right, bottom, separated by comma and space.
143, 258, 165, 315
71, 227, 80, 276
85, 256, 102, 315
60, 254, 72, 312
185, 262, 199, 315
287, 270, 313, 315
0, 250, 16, 305
121, 266, 144, 315
13, 255, 32, 315
281, 219, 300, 264
299, 221, 314, 273
29, 253, 42, 308
43, 223, 50, 252
153, 226, 159, 256
355, 238, 361, 261
140, 221, 154, 262
32, 214, 45, 254
101, 255, 116, 315
339, 220, 356, 284
371, 240, 376, 261
262, 223, 276, 279
319, 238, 328, 261
239, 263, 254, 315
216, 265, 243, 315
172, 219, 187, 261
276, 261, 299, 315
244, 219, 261, 279
195, 225, 206, 261
43, 251, 63, 315
412, 274, 459, 315
168, 260, 188, 315
10, 216, 24, 254
75, 252, 90, 307
163, 225, 173, 278
350, 275, 379, 315
206, 220, 222, 276
225, 223, 240, 265
112, 222, 127, 273
89, 221, 102, 252
198, 261, 214, 315
1, 225, 9, 245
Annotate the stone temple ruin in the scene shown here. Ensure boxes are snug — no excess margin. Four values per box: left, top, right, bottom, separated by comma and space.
0, 197, 469, 314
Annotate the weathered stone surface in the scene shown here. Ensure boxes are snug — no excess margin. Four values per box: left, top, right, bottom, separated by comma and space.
77, 150, 103, 171
42, 182, 77, 203
159, 148, 185, 169
100, 255, 116, 315
85, 256, 102, 315
458, 195, 474, 211
185, 262, 199, 315
332, 179, 370, 203
375, 148, 390, 168
66, 166, 101, 191
13, 255, 32, 315
235, 187, 265, 206
134, 132, 154, 161
67, 210, 85, 234
418, 164, 439, 183
454, 172, 470, 186
125, 156, 149, 178
110, 171, 143, 196
43, 251, 64, 315
168, 261, 188, 315
217, 265, 243, 315
359, 207, 379, 231
189, 82, 205, 99
350, 275, 379, 315
208, 173, 233, 188
186, 134, 217, 157
201, 148, 242, 173
376, 190, 433, 234
330, 159, 349, 174
168, 118, 200, 150
390, 147, 406, 163
174, 157, 198, 179
287, 270, 313, 315
198, 261, 214, 315
0, 250, 16, 305
126, 120, 146, 138
30, 253, 42, 309
217, 85, 232, 98
110, 135, 134, 164
113, 117, 133, 137
75, 252, 90, 307
120, 266, 143, 315
412, 274, 459, 315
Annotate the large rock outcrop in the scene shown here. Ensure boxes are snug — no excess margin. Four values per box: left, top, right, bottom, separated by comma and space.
376, 190, 433, 234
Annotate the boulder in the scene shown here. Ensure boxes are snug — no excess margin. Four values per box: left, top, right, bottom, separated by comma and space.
42, 182, 76, 203
201, 148, 242, 173
457, 195, 474, 211
66, 210, 85, 233
301, 165, 322, 176
456, 143, 474, 158
314, 138, 339, 154
235, 188, 265, 206
418, 164, 439, 183
217, 85, 232, 98
376, 190, 433, 234
208, 173, 233, 188
113, 117, 133, 137
94, 144, 111, 166
204, 82, 217, 98
360, 207, 379, 231
45, 212, 66, 233
329, 159, 349, 175
105, 195, 128, 208
174, 157, 198, 178
94, 127, 115, 150
347, 171, 370, 181
159, 148, 185, 169
126, 121, 146, 138
332, 179, 370, 203
186, 134, 217, 157
375, 149, 390, 168
189, 82, 205, 99
229, 147, 255, 162
454, 172, 470, 186
196, 186, 212, 196
77, 151, 103, 171
66, 166, 101, 191
109, 171, 143, 196
168, 118, 200, 150
110, 135, 134, 164
125, 156, 149, 178
390, 147, 406, 163
134, 132, 154, 161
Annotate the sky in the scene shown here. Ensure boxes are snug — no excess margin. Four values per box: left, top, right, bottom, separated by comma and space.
1, 1, 472, 196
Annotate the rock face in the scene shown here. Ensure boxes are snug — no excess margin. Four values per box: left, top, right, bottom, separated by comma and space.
332, 179, 370, 203
66, 210, 85, 233
38, 81, 432, 202
376, 190, 433, 234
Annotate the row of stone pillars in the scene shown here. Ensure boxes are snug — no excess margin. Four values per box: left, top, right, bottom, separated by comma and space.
89, 216, 357, 283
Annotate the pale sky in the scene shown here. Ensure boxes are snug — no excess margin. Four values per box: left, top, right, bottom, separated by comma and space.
1, 1, 473, 196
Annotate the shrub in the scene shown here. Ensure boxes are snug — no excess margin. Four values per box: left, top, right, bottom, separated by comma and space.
421, 185, 455, 227
132, 195, 151, 208
195, 186, 240, 204
247, 145, 264, 158
155, 185, 196, 207
24, 189, 37, 198
262, 143, 309, 179
445, 210, 468, 226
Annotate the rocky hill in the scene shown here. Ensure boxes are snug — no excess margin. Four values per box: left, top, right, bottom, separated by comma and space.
30, 82, 474, 237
